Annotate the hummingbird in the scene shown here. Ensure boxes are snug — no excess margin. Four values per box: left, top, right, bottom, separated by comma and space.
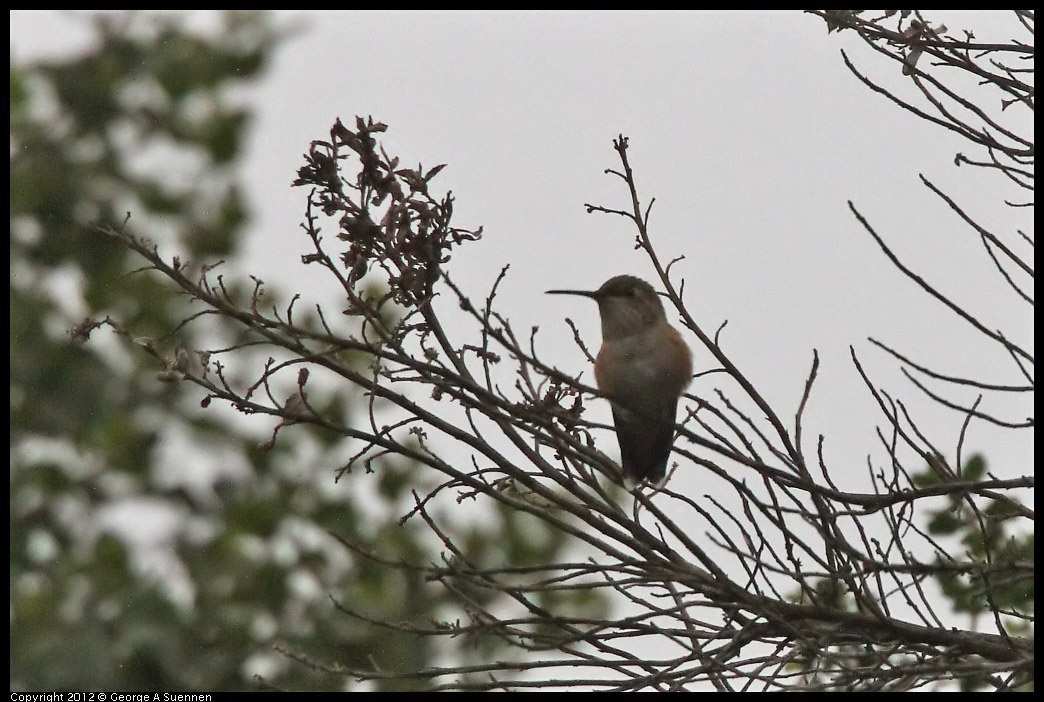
547, 275, 693, 485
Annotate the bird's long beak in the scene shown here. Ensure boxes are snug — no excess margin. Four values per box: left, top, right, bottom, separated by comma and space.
546, 289, 597, 298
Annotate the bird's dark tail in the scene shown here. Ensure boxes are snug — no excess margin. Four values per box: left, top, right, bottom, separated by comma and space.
611, 402, 677, 486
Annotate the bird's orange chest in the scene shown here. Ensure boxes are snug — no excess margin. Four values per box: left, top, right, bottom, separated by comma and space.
594, 323, 692, 406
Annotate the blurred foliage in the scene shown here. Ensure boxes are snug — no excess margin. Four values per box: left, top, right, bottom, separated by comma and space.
913, 454, 1033, 691
786, 454, 1033, 692
10, 11, 606, 691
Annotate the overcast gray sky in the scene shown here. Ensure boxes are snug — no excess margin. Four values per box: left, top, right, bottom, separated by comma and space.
11, 12, 1034, 675
12, 9, 1030, 481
